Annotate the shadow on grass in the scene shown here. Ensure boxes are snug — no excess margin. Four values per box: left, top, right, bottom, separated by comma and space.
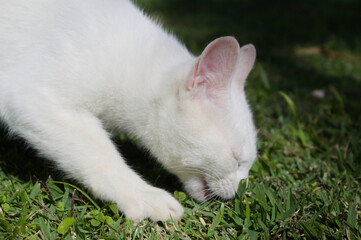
114, 138, 183, 193
0, 125, 52, 181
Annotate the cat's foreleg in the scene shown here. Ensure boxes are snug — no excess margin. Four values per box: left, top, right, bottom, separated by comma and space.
7, 106, 183, 223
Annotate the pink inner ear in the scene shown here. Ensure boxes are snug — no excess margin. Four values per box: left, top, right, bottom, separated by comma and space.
188, 37, 240, 97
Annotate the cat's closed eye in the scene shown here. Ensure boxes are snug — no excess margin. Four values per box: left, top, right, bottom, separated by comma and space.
232, 151, 241, 167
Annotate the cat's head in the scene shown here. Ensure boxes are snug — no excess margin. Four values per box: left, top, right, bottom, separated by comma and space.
157, 37, 257, 202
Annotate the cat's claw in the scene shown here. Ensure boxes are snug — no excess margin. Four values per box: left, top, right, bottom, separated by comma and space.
122, 187, 184, 223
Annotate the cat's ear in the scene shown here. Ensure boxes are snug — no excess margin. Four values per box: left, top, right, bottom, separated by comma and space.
187, 37, 256, 99
187, 37, 239, 98
236, 43, 256, 90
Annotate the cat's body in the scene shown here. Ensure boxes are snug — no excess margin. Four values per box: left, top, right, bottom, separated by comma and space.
0, 0, 257, 222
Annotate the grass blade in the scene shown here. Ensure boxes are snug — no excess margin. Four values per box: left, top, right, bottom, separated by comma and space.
50, 181, 100, 209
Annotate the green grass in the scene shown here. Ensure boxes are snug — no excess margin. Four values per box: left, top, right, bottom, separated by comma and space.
1, 0, 361, 239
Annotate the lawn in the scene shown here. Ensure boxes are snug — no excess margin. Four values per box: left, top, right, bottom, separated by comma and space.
1, 0, 360, 239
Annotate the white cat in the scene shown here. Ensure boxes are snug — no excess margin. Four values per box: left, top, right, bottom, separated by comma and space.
0, 0, 257, 222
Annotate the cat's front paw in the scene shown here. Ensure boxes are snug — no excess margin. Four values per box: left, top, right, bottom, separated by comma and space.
122, 187, 184, 223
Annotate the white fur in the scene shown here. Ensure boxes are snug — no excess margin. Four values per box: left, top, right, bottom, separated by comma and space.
0, 0, 257, 222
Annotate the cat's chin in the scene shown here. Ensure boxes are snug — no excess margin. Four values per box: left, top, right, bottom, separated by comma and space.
186, 175, 243, 202
185, 176, 236, 203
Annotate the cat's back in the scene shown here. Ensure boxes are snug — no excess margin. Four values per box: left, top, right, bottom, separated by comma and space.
0, 0, 155, 73
0, 0, 141, 118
